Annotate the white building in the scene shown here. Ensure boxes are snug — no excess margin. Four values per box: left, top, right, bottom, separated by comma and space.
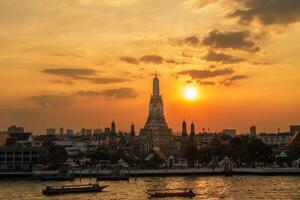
259, 132, 294, 146
52, 140, 99, 156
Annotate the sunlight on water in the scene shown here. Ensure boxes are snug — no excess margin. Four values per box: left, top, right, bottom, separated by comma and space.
0, 176, 300, 199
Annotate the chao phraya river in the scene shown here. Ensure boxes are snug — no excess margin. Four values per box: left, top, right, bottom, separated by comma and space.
0, 176, 300, 199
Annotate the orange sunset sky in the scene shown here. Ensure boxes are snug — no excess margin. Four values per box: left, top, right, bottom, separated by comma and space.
0, 0, 300, 134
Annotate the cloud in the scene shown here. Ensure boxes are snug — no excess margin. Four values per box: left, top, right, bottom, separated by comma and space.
184, 36, 200, 46
229, 0, 300, 25
77, 87, 138, 99
50, 51, 85, 58
78, 77, 129, 84
43, 68, 129, 84
120, 54, 189, 66
25, 94, 74, 107
198, 80, 216, 86
52, 79, 74, 85
251, 61, 271, 65
177, 68, 234, 80
119, 54, 164, 65
202, 29, 260, 52
203, 50, 246, 64
140, 55, 163, 64
220, 75, 247, 86
120, 56, 140, 65
165, 59, 189, 65
43, 68, 97, 78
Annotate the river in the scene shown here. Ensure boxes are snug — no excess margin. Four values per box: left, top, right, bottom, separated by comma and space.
0, 176, 300, 199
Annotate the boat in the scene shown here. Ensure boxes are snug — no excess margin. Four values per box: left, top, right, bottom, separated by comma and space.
146, 188, 196, 198
96, 164, 129, 181
97, 175, 129, 181
222, 156, 233, 177
38, 173, 75, 181
42, 183, 108, 195
224, 167, 233, 177
36, 168, 75, 181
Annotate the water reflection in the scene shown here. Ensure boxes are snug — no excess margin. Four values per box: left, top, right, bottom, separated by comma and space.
0, 176, 299, 199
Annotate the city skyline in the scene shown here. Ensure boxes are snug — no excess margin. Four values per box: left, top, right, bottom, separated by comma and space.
1, 0, 300, 133
1, 74, 298, 135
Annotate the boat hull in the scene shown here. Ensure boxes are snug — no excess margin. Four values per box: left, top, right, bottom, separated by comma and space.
42, 185, 108, 195
40, 176, 75, 181
147, 192, 196, 198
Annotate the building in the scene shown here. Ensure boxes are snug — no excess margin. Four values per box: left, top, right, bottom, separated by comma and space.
59, 127, 64, 136
93, 129, 103, 135
190, 122, 196, 141
130, 123, 135, 138
0, 131, 45, 171
259, 132, 294, 146
222, 129, 236, 138
250, 125, 256, 138
109, 121, 117, 150
46, 128, 56, 136
7, 125, 24, 133
286, 131, 300, 148
0, 147, 46, 170
9, 132, 33, 147
290, 125, 300, 134
139, 73, 178, 157
52, 140, 99, 156
181, 120, 187, 142
80, 128, 92, 136
197, 132, 216, 147
66, 129, 74, 137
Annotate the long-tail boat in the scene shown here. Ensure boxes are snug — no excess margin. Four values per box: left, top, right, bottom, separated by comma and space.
146, 188, 196, 198
42, 183, 108, 195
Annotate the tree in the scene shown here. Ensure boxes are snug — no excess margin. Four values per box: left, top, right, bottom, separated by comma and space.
247, 139, 273, 164
42, 145, 68, 169
288, 145, 300, 161
184, 143, 199, 168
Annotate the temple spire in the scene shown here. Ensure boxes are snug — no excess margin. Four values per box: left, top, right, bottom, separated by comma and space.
153, 72, 160, 97
144, 72, 168, 129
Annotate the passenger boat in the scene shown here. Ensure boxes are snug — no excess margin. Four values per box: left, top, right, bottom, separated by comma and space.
96, 165, 129, 181
38, 173, 75, 181
146, 188, 196, 198
42, 183, 108, 195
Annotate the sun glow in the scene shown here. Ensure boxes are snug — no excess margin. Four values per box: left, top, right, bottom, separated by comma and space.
184, 86, 198, 100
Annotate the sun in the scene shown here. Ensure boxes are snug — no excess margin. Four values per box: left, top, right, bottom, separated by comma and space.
184, 86, 198, 100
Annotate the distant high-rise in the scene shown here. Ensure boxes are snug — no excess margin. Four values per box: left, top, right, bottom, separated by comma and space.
81, 128, 92, 136
66, 129, 74, 136
130, 123, 135, 137
182, 120, 187, 141
59, 127, 64, 136
250, 125, 256, 138
109, 121, 117, 150
111, 121, 116, 135
46, 128, 55, 135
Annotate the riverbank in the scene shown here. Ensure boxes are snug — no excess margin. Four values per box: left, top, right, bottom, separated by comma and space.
1, 168, 300, 178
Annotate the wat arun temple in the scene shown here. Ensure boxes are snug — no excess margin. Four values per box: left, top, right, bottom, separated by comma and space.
139, 73, 178, 156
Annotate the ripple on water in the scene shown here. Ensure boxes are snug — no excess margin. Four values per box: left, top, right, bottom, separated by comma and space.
0, 176, 300, 200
